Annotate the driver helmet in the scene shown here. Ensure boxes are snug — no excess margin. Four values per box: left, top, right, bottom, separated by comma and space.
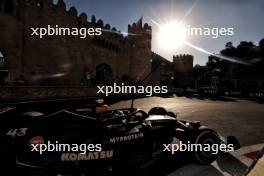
95, 98, 108, 113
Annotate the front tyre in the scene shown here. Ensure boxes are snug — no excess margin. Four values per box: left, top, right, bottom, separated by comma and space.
193, 129, 221, 164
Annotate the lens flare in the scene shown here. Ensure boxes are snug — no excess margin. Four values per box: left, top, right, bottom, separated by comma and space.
157, 21, 186, 50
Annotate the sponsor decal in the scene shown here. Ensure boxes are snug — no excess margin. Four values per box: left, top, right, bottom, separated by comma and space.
29, 136, 44, 145
76, 108, 93, 112
104, 133, 144, 144
61, 150, 113, 161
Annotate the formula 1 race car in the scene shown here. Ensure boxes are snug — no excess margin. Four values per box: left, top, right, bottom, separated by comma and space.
0, 102, 240, 176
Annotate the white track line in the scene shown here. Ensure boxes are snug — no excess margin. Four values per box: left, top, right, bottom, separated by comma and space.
167, 143, 264, 176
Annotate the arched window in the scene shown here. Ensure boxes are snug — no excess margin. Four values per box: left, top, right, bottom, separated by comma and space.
95, 63, 113, 84
0, 50, 8, 85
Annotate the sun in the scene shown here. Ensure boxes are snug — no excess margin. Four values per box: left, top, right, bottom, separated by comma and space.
157, 21, 186, 50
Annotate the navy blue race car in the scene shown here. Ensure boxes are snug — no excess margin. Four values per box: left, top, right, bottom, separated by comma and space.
0, 103, 240, 175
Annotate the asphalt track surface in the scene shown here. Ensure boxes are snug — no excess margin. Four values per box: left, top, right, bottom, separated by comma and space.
110, 96, 264, 147
109, 96, 264, 176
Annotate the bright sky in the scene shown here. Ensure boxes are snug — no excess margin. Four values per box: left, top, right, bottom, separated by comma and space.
60, 0, 264, 65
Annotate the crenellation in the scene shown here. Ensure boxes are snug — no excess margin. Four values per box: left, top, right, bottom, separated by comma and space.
56, 0, 66, 10
68, 6, 77, 17
91, 15, 96, 23
78, 12, 87, 25
97, 19, 104, 27
47, 1, 56, 10
132, 22, 136, 29
144, 23, 151, 31
0, 0, 153, 85
105, 23, 111, 29
128, 21, 151, 35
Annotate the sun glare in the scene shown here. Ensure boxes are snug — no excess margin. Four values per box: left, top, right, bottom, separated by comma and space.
157, 21, 186, 50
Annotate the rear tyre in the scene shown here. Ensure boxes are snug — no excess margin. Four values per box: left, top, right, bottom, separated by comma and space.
193, 129, 221, 164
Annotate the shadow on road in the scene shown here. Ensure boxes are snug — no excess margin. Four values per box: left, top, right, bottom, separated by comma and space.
216, 153, 248, 176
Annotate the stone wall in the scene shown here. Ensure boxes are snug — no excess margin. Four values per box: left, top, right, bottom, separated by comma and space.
0, 86, 97, 101
173, 54, 193, 77
0, 0, 152, 86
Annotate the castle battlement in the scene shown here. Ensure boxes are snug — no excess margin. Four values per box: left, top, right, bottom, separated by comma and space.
173, 54, 194, 77
0, 0, 155, 48
173, 54, 193, 62
0, 0, 153, 85
128, 22, 151, 34
0, 0, 124, 37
